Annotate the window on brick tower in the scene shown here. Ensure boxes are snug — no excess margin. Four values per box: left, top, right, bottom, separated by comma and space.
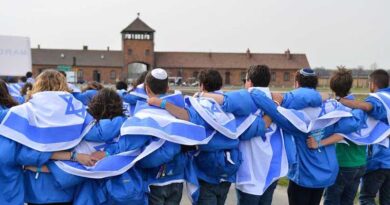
271, 72, 276, 81
127, 49, 132, 55
145, 49, 150, 56
110, 70, 116, 80
283, 72, 290, 81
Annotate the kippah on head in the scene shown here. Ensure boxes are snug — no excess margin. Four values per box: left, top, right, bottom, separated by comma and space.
151, 68, 168, 80
299, 68, 316, 77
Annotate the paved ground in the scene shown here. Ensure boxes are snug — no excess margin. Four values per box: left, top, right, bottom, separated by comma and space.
181, 185, 289, 205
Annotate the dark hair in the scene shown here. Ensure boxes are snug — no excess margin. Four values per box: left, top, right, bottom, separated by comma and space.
59, 71, 67, 77
116, 81, 128, 91
88, 88, 124, 121
20, 83, 33, 96
330, 68, 353, 97
0, 79, 19, 108
20, 76, 27, 83
26, 71, 33, 78
295, 69, 318, 89
198, 69, 223, 92
369, 69, 389, 89
145, 71, 168, 95
131, 71, 148, 91
247, 65, 271, 87
82, 81, 103, 92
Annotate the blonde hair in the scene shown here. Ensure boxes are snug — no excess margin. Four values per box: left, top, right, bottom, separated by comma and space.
27, 69, 70, 100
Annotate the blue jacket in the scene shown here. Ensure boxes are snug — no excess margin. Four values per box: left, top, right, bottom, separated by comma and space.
250, 88, 364, 188
0, 107, 25, 205
365, 87, 390, 171
186, 105, 241, 184
73, 89, 99, 105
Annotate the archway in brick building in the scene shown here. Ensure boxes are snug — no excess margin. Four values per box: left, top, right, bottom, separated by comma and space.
128, 62, 148, 83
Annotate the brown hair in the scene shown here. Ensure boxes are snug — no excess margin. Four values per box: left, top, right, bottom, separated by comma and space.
330, 68, 353, 97
20, 83, 33, 96
82, 81, 103, 92
88, 88, 124, 121
28, 70, 70, 100
0, 79, 19, 108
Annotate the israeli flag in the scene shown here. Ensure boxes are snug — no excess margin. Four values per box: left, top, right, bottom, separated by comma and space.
0, 91, 93, 151
54, 138, 166, 179
367, 92, 390, 147
236, 124, 288, 195
129, 83, 148, 99
121, 93, 210, 145
185, 96, 237, 139
236, 87, 288, 196
338, 117, 390, 147
7, 83, 22, 97
277, 99, 353, 133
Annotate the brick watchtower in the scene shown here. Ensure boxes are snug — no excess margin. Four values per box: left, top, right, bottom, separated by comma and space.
121, 14, 155, 82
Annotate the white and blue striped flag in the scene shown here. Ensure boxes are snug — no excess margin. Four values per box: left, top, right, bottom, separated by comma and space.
0, 91, 93, 151
121, 93, 210, 145
236, 87, 288, 196
54, 138, 166, 179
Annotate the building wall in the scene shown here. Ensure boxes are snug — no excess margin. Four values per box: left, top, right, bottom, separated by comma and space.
32, 65, 123, 84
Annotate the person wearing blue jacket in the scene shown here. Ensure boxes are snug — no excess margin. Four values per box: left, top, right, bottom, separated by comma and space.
73, 88, 147, 205
0, 79, 24, 205
339, 69, 390, 205
14, 70, 96, 205
102, 69, 188, 205
306, 68, 368, 205
150, 69, 247, 205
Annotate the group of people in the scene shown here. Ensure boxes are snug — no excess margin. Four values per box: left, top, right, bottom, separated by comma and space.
0, 65, 389, 205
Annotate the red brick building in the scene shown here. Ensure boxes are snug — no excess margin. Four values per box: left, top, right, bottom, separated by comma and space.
32, 17, 310, 86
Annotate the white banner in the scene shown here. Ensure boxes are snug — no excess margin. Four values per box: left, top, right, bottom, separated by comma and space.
0, 35, 32, 76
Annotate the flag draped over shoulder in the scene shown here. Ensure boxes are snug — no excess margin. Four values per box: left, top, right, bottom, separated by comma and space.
121, 92, 208, 203
0, 91, 93, 152
365, 92, 390, 147
54, 137, 166, 179
185, 96, 238, 139
338, 116, 390, 147
236, 87, 288, 196
129, 83, 148, 99
121, 93, 210, 145
277, 99, 352, 133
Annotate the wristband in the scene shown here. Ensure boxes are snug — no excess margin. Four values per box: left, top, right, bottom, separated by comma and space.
105, 151, 110, 157
35, 166, 41, 179
160, 99, 167, 109
70, 151, 77, 161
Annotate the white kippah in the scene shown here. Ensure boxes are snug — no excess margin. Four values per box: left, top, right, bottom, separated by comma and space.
151, 68, 168, 80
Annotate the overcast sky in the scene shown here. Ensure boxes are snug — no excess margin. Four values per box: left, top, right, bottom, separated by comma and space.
1, 0, 389, 69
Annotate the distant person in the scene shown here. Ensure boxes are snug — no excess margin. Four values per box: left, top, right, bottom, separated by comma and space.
20, 82, 33, 102
26, 71, 35, 84
115, 81, 128, 95
73, 81, 103, 105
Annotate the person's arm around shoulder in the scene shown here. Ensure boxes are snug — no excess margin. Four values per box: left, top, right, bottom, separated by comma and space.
339, 98, 373, 112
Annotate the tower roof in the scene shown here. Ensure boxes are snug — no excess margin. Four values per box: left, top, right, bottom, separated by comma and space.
121, 17, 155, 33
